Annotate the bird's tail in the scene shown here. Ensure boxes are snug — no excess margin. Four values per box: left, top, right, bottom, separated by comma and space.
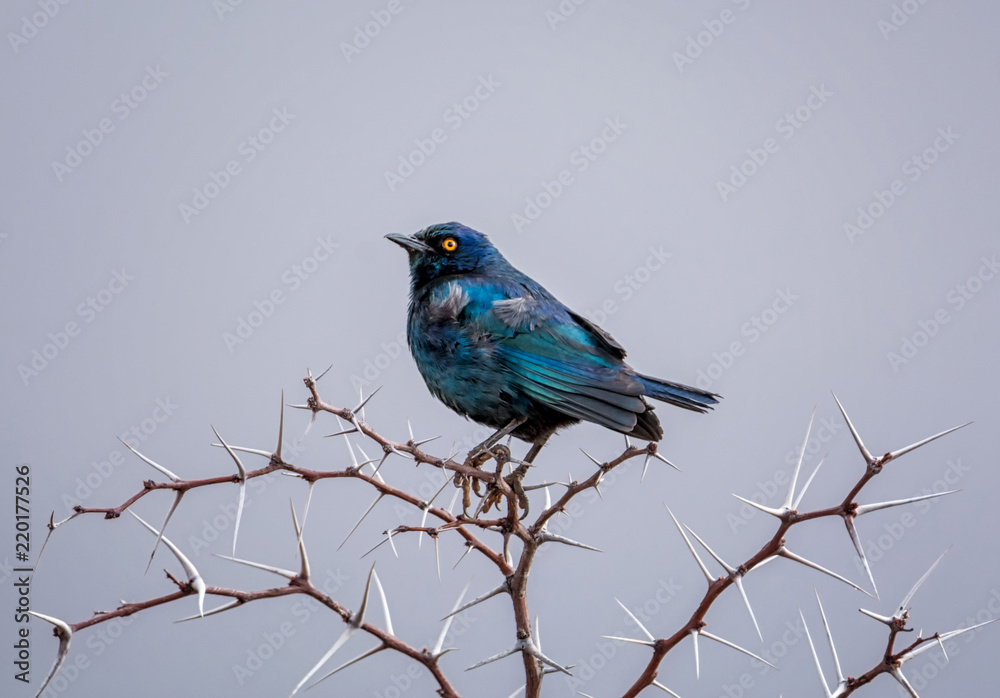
637, 373, 720, 413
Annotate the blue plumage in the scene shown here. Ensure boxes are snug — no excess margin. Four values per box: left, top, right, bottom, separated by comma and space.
386, 222, 718, 454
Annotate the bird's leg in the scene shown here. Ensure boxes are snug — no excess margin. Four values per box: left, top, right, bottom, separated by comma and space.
473, 445, 513, 517
464, 417, 527, 467
505, 435, 549, 520
457, 417, 523, 516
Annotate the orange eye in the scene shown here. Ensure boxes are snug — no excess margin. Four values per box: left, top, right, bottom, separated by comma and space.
441, 237, 458, 252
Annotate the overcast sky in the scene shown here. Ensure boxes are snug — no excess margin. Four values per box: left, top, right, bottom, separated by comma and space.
3, 2, 999, 697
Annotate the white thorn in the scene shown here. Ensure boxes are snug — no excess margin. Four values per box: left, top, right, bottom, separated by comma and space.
118, 438, 182, 481
214, 553, 296, 579
580, 448, 603, 468
690, 629, 700, 679
800, 610, 832, 697
386, 527, 398, 558
793, 454, 827, 510
651, 680, 683, 697
536, 531, 603, 552
733, 574, 762, 642
890, 667, 921, 697
144, 491, 185, 574
276, 390, 285, 461
641, 452, 652, 482
700, 629, 777, 669
731, 493, 784, 518
370, 569, 393, 635
831, 392, 875, 466
28, 611, 73, 698
129, 511, 205, 617
601, 634, 656, 648
685, 525, 762, 638
441, 581, 508, 620
814, 590, 844, 687
434, 536, 441, 582
936, 635, 949, 662
339, 494, 385, 550
289, 624, 359, 697
311, 644, 387, 687
664, 504, 713, 583
524, 638, 573, 675
900, 618, 1000, 664
886, 422, 971, 463
856, 490, 958, 517
785, 407, 816, 511
299, 483, 315, 552
858, 607, 894, 626
465, 644, 519, 671
212, 425, 247, 558
434, 581, 471, 656
453, 544, 473, 570
897, 547, 951, 619
209, 443, 273, 458
779, 545, 872, 597
352, 385, 381, 421
289, 500, 310, 581
175, 599, 242, 622
843, 517, 879, 600
614, 597, 655, 642
683, 525, 735, 574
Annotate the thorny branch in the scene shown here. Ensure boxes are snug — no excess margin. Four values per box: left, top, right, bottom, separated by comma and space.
30, 373, 988, 698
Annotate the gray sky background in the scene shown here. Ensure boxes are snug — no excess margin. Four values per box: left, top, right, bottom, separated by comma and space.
2, 2, 998, 697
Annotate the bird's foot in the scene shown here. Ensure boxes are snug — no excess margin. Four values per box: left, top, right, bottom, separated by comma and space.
504, 462, 531, 520
475, 446, 531, 519
456, 443, 508, 516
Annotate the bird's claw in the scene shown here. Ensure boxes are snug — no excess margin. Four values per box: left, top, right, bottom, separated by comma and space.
457, 444, 532, 519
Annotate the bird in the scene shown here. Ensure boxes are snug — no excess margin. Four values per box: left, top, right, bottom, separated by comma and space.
386, 222, 718, 464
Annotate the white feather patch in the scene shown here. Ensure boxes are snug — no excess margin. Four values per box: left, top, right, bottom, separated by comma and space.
430, 282, 470, 320
492, 296, 538, 330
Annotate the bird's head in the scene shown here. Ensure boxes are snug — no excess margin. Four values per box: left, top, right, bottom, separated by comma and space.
386, 222, 505, 288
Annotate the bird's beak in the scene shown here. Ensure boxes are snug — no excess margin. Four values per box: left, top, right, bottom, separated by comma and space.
385, 233, 433, 254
